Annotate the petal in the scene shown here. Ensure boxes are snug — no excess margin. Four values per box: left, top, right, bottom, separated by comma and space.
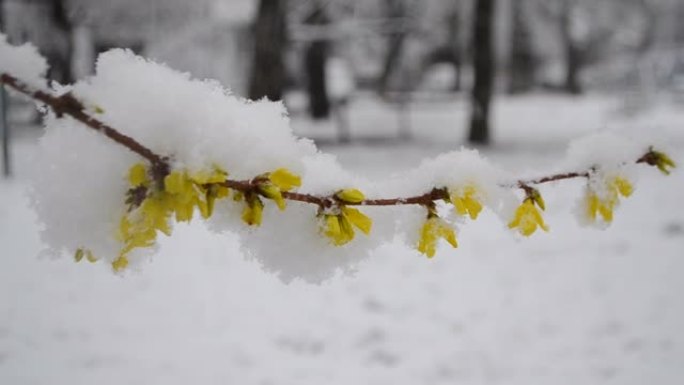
74, 248, 84, 262
269, 168, 301, 191
338, 215, 356, 243
336, 188, 365, 203
453, 197, 468, 216
613, 177, 633, 198
112, 256, 129, 272
128, 163, 149, 187
85, 250, 98, 263
437, 222, 458, 249
587, 193, 599, 221
342, 207, 372, 235
464, 197, 482, 220
417, 220, 438, 258
258, 183, 286, 210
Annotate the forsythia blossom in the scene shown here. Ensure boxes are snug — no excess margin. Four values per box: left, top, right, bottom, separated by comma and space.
416, 214, 458, 258
320, 189, 373, 246
449, 185, 483, 220
110, 163, 229, 271
255, 168, 302, 211
241, 168, 301, 226
583, 175, 633, 224
508, 189, 549, 237
74, 248, 97, 263
651, 150, 676, 175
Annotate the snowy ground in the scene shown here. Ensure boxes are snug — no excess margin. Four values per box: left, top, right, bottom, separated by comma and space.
1, 94, 683, 385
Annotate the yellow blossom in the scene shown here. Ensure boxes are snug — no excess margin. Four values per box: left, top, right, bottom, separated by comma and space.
652, 150, 676, 175
85, 250, 98, 263
190, 166, 228, 184
508, 198, 549, 237
114, 163, 232, 272
74, 248, 84, 262
242, 194, 264, 226
112, 256, 128, 272
268, 168, 301, 191
342, 207, 372, 235
336, 188, 365, 204
416, 216, 458, 258
128, 163, 149, 187
321, 206, 373, 246
450, 185, 483, 220
204, 183, 229, 218
323, 214, 354, 246
585, 176, 633, 224
258, 182, 286, 210
254, 168, 301, 211
74, 248, 98, 263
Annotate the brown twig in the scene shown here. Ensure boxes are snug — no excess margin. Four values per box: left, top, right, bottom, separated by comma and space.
0, 72, 660, 210
0, 74, 166, 168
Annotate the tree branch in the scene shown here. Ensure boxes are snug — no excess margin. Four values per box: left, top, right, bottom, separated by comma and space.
0, 72, 659, 210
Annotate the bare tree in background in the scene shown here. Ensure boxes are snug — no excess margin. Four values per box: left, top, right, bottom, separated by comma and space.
468, 0, 496, 145
304, 5, 331, 119
49, 0, 74, 84
558, 0, 583, 94
378, 0, 407, 95
248, 0, 288, 101
508, 0, 536, 94
0, 0, 4, 31
443, 0, 463, 91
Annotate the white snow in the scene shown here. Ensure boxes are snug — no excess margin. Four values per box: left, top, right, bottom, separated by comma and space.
21, 47, 668, 282
0, 33, 48, 89
1, 90, 682, 384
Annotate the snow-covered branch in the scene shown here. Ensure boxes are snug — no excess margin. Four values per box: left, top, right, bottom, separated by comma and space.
0, 34, 675, 282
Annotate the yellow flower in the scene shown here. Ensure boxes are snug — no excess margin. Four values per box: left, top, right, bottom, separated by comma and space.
190, 166, 228, 184
114, 163, 233, 272
203, 183, 230, 218
74, 248, 84, 262
268, 168, 301, 191
112, 256, 128, 272
321, 206, 373, 246
85, 250, 98, 263
242, 193, 264, 226
652, 150, 676, 175
323, 214, 354, 246
254, 168, 301, 211
190, 166, 230, 218
74, 248, 98, 263
508, 198, 549, 237
342, 207, 372, 235
584, 176, 632, 224
416, 216, 458, 258
450, 185, 483, 220
336, 188, 365, 204
164, 171, 198, 222
128, 163, 149, 187
258, 182, 286, 210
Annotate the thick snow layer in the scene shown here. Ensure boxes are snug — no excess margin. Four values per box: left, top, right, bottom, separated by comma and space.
0, 33, 48, 89
0, 91, 682, 383
20, 48, 588, 282
9, 43, 678, 283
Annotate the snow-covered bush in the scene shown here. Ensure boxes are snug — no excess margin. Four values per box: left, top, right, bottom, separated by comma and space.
0, 34, 676, 283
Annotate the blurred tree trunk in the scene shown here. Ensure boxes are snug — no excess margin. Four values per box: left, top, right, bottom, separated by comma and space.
446, 1, 462, 91
304, 7, 330, 119
508, 0, 535, 94
248, 0, 287, 101
559, 0, 582, 94
50, 0, 74, 84
468, 0, 496, 145
378, 0, 407, 95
